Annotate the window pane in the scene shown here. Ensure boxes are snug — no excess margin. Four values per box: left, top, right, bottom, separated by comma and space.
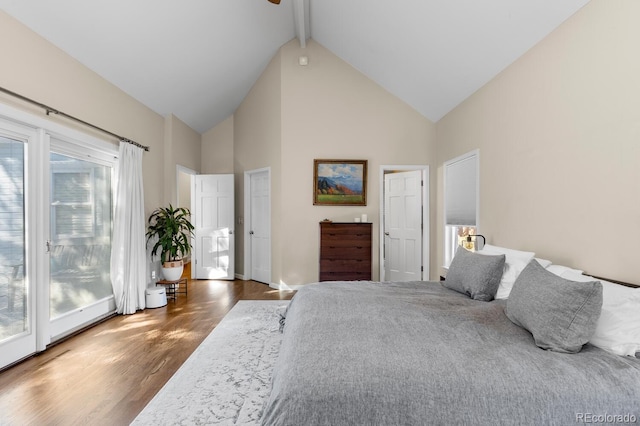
445, 154, 477, 226
53, 172, 91, 203
50, 153, 112, 319
0, 137, 26, 341
54, 205, 93, 236
444, 151, 479, 268
444, 225, 478, 266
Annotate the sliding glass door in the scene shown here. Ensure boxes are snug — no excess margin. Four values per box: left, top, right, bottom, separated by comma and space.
0, 112, 117, 369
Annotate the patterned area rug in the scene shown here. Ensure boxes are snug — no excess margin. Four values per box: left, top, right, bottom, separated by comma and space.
131, 300, 289, 426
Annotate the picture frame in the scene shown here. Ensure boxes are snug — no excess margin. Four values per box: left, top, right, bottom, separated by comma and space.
313, 159, 367, 206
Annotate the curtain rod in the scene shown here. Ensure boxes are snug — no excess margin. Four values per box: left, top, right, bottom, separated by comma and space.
0, 86, 150, 152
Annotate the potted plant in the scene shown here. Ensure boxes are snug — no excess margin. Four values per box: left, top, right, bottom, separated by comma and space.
146, 204, 195, 281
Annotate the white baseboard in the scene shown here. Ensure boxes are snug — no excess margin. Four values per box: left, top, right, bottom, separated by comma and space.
269, 282, 306, 291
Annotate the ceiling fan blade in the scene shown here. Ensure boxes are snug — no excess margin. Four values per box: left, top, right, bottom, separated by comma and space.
268, 0, 281, 4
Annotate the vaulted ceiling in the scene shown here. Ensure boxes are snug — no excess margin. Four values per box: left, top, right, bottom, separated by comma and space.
0, 0, 589, 133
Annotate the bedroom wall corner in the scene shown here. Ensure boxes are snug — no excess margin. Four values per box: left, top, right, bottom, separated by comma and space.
163, 114, 201, 207
278, 39, 436, 286
201, 115, 234, 174
0, 10, 166, 217
435, 0, 640, 284
234, 49, 283, 283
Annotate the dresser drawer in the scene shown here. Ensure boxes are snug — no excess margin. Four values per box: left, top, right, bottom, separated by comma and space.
320, 259, 371, 273
320, 227, 371, 241
320, 245, 371, 260
319, 271, 371, 281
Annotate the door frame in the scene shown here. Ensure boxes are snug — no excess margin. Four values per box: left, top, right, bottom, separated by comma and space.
243, 167, 271, 283
177, 165, 196, 278
176, 165, 196, 210
379, 165, 430, 282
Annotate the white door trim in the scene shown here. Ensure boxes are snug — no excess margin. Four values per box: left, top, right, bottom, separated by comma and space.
243, 167, 271, 283
176, 165, 196, 279
379, 165, 430, 282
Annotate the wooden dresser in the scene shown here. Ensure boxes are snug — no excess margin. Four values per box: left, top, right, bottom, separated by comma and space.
319, 222, 372, 281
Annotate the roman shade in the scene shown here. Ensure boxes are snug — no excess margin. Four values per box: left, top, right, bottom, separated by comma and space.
445, 153, 478, 226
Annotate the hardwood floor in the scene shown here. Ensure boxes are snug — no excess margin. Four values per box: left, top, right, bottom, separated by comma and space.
0, 279, 294, 426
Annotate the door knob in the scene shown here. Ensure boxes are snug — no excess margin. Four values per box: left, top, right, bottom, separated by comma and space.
249, 231, 254, 235
384, 232, 390, 236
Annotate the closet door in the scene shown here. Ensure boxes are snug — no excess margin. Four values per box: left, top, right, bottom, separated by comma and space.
249, 169, 270, 284
384, 170, 423, 282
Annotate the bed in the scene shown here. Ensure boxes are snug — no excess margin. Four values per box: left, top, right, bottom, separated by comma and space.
261, 247, 640, 426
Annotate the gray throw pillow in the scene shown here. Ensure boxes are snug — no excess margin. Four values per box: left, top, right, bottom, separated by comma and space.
505, 259, 603, 353
443, 246, 505, 301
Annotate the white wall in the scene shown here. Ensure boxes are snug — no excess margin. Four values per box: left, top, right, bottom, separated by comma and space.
0, 10, 169, 217
202, 115, 234, 174
8, 2, 633, 286
232, 39, 436, 286
279, 40, 436, 285
436, 0, 640, 284
234, 49, 283, 281
165, 114, 201, 207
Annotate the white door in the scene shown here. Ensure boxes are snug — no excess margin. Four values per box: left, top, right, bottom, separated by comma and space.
193, 174, 235, 280
384, 170, 423, 281
248, 170, 271, 284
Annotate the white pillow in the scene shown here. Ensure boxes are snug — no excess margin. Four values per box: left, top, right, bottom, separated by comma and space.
561, 271, 640, 357
546, 264, 584, 277
478, 244, 535, 300
534, 258, 552, 269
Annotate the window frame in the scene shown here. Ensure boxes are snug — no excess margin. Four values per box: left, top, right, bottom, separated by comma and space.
443, 150, 479, 267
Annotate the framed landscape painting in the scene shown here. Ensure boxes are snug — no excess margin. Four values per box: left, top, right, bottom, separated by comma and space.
313, 159, 367, 206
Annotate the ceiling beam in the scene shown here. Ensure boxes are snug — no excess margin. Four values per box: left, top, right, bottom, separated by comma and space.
293, 0, 310, 48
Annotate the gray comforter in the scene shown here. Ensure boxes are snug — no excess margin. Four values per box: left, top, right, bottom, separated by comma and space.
261, 281, 640, 426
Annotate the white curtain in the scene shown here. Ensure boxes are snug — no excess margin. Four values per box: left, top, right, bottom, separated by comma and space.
110, 142, 146, 314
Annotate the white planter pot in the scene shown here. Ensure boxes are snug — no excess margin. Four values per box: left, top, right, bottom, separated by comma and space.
162, 260, 184, 281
